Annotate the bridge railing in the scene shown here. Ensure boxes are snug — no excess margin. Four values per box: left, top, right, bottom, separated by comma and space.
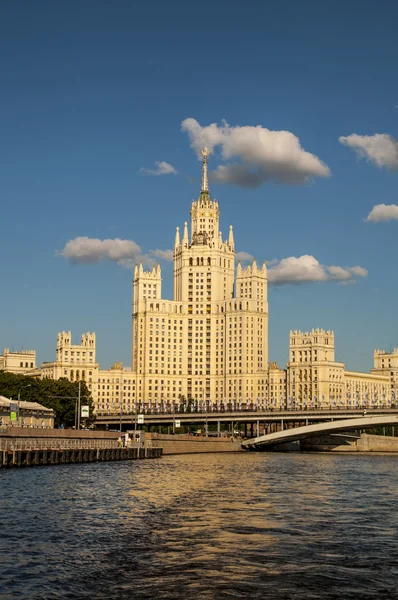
95, 403, 397, 419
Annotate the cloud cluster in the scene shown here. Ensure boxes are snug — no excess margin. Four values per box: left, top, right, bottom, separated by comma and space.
59, 237, 174, 266
59, 241, 368, 287
366, 203, 398, 222
181, 118, 330, 187
140, 161, 177, 176
339, 133, 398, 170
148, 248, 174, 261
60, 237, 142, 265
268, 255, 368, 285
235, 251, 254, 262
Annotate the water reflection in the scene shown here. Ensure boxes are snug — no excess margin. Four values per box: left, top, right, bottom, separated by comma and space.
1, 453, 398, 599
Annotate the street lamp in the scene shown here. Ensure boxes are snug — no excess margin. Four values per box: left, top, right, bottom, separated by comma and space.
17, 384, 31, 426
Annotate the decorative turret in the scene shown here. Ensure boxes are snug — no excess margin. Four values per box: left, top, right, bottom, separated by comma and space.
183, 221, 189, 246
228, 225, 234, 249
133, 261, 162, 313
235, 258, 268, 308
174, 226, 180, 248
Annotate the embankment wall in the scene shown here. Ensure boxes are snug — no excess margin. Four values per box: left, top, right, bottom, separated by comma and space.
145, 433, 243, 454
303, 433, 398, 452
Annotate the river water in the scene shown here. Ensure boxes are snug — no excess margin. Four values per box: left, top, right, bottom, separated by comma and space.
1, 452, 398, 599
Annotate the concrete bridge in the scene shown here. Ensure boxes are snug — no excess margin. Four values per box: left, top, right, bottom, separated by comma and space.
95, 408, 398, 434
242, 415, 398, 450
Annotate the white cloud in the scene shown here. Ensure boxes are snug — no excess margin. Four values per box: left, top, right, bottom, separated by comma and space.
181, 118, 330, 187
59, 237, 142, 265
58, 238, 174, 266
268, 255, 368, 285
366, 203, 398, 222
235, 251, 254, 262
148, 249, 174, 261
140, 161, 177, 176
339, 133, 398, 170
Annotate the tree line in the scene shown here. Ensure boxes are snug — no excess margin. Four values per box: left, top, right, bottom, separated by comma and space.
0, 371, 94, 428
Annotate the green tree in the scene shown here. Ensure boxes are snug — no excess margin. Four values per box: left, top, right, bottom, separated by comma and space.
0, 372, 95, 428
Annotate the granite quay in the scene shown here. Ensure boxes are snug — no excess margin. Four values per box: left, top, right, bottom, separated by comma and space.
0, 427, 162, 468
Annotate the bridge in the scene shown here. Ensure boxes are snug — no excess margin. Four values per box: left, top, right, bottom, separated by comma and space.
242, 415, 398, 449
95, 408, 398, 435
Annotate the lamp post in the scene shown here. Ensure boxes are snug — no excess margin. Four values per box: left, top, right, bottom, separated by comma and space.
17, 384, 31, 426
119, 387, 123, 433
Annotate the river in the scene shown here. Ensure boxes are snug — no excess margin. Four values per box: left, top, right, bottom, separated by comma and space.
1, 452, 398, 599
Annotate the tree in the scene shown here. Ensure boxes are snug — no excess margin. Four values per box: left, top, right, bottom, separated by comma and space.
0, 372, 95, 428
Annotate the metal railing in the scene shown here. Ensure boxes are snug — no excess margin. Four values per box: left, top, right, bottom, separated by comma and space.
0, 437, 120, 451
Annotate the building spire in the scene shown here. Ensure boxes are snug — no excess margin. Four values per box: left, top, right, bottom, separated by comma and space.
228, 225, 234, 248
174, 226, 180, 248
201, 147, 211, 192
183, 221, 189, 245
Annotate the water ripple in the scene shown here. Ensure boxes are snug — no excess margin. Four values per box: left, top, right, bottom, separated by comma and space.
1, 453, 398, 599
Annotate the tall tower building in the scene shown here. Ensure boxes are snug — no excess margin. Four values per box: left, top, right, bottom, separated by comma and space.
132, 149, 269, 403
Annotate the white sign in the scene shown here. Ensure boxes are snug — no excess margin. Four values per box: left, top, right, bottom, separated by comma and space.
137, 414, 145, 424
81, 405, 89, 418
175, 420, 181, 428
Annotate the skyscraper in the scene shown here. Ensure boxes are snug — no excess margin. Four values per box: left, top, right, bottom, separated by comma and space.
132, 149, 269, 403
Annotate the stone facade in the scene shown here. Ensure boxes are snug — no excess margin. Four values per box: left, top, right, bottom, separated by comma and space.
2, 150, 396, 414
40, 331, 99, 400
37, 332, 137, 416
287, 329, 391, 407
268, 362, 287, 409
132, 148, 269, 405
0, 396, 54, 427
0, 349, 36, 374
372, 348, 398, 401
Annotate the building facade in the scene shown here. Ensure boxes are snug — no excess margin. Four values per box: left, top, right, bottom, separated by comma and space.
132, 147, 269, 404
40, 331, 99, 399
372, 348, 398, 401
0, 349, 36, 374
37, 331, 137, 416
287, 329, 391, 407
0, 396, 54, 428
4, 150, 395, 414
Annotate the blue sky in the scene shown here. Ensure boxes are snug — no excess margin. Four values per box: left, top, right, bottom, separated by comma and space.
1, 0, 397, 372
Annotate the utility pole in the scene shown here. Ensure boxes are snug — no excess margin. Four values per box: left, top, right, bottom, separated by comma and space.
17, 384, 31, 426
77, 381, 81, 430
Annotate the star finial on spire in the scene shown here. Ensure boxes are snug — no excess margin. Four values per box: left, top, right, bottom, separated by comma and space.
201, 147, 211, 160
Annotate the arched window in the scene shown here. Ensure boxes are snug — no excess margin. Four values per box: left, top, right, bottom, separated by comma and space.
189, 258, 193, 266
207, 257, 211, 266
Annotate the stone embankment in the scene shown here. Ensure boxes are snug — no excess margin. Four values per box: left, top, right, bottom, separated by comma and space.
0, 427, 162, 468
144, 432, 244, 454
302, 433, 398, 452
